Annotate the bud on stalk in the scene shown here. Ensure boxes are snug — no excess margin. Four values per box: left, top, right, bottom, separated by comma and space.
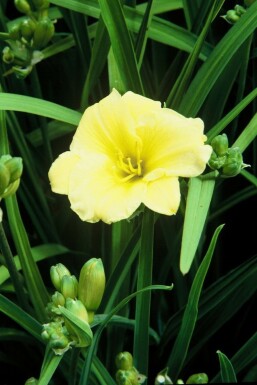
78, 258, 106, 323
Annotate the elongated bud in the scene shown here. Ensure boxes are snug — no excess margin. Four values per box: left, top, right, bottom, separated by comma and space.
78, 258, 106, 322
186, 373, 208, 384
61, 275, 78, 299
32, 18, 55, 49
0, 155, 23, 198
59, 299, 93, 348
50, 263, 71, 291
52, 291, 65, 307
14, 0, 31, 14
116, 352, 133, 370
0, 163, 10, 195
4, 157, 23, 183
65, 298, 89, 323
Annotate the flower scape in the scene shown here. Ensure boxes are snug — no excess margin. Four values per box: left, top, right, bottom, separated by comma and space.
49, 89, 212, 224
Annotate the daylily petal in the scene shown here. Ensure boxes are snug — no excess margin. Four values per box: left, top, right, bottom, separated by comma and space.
143, 177, 180, 215
121, 91, 161, 122
138, 110, 212, 177
70, 89, 141, 161
68, 155, 146, 224
48, 151, 80, 194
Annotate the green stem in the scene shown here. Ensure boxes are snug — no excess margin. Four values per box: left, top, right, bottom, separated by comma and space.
133, 208, 155, 378
0, 215, 30, 311
38, 346, 63, 385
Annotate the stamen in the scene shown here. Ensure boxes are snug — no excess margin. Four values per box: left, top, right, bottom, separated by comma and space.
116, 146, 143, 180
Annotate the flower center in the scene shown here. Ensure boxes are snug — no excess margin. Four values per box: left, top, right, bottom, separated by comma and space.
116, 146, 143, 182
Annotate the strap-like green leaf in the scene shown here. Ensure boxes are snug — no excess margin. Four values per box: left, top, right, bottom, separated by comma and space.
168, 224, 224, 381
98, 0, 143, 94
233, 113, 257, 152
217, 350, 237, 383
180, 1, 257, 116
180, 171, 218, 274
0, 93, 81, 125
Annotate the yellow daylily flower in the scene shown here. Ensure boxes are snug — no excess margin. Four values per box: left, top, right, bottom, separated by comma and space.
49, 89, 212, 224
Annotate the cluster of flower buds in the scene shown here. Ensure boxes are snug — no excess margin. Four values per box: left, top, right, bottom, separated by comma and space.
221, 4, 246, 24
0, 155, 23, 199
208, 134, 248, 178
115, 352, 147, 385
42, 258, 105, 355
0, 0, 55, 78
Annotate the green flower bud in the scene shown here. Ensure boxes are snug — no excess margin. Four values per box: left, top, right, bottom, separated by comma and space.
0, 155, 23, 198
221, 147, 244, 177
235, 5, 247, 16
116, 352, 133, 370
14, 0, 31, 14
24, 377, 38, 385
155, 368, 173, 384
208, 151, 226, 171
41, 321, 72, 355
65, 298, 89, 323
20, 19, 36, 41
50, 263, 71, 291
1, 179, 21, 198
0, 163, 10, 195
115, 369, 139, 385
32, 18, 55, 49
2, 47, 15, 64
211, 134, 228, 156
59, 299, 93, 348
61, 275, 78, 299
52, 291, 65, 307
78, 258, 106, 322
223, 10, 240, 23
49, 334, 70, 350
4, 157, 23, 183
186, 373, 208, 384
